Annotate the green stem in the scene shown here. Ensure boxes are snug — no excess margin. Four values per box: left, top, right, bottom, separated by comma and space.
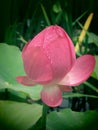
41, 103, 48, 129
72, 11, 88, 26
16, 32, 27, 44
84, 81, 98, 93
40, 4, 51, 26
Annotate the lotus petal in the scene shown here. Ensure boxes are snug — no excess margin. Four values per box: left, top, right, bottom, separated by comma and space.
16, 76, 35, 86
41, 85, 62, 107
22, 46, 53, 84
59, 55, 95, 86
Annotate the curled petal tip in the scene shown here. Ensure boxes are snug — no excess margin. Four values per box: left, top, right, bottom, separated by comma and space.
16, 76, 35, 86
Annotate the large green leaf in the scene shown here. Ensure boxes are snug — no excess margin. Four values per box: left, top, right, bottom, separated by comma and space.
0, 43, 42, 100
0, 100, 42, 130
47, 108, 98, 130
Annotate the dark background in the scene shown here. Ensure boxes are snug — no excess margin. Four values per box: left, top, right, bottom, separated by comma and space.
0, 0, 98, 43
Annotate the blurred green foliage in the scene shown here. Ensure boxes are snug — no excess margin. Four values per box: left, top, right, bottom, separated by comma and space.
0, 0, 98, 47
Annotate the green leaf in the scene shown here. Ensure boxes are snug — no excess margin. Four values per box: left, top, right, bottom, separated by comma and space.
0, 100, 42, 130
53, 2, 62, 13
88, 32, 98, 47
0, 43, 42, 100
93, 56, 98, 80
47, 108, 98, 130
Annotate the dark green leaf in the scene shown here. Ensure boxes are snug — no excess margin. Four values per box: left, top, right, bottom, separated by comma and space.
47, 108, 98, 130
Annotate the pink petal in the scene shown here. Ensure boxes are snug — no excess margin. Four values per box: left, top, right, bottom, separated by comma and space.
44, 37, 76, 82
60, 85, 73, 92
22, 41, 31, 55
22, 46, 53, 84
16, 76, 36, 86
41, 85, 62, 107
59, 55, 96, 86
30, 25, 70, 46
29, 30, 45, 47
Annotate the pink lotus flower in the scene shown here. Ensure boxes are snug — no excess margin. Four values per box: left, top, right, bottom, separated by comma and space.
16, 25, 95, 107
